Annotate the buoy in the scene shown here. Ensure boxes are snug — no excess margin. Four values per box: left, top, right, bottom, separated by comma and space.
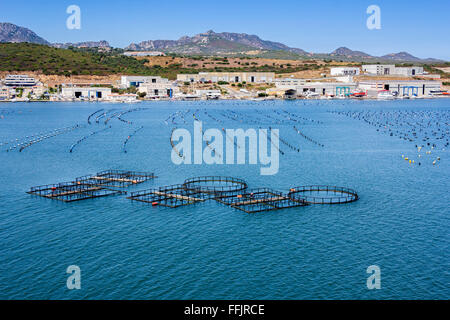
152, 202, 159, 206
237, 194, 243, 198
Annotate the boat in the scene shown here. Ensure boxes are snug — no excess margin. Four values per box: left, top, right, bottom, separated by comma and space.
350, 91, 367, 98
429, 90, 449, 96
303, 91, 320, 99
377, 90, 395, 100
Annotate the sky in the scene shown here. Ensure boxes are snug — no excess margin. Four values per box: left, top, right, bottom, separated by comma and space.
1, 0, 449, 60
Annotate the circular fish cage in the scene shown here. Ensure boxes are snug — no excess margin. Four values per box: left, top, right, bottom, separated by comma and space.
183, 176, 248, 196
287, 186, 359, 204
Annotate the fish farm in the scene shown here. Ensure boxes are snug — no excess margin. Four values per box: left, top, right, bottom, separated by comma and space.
28, 170, 156, 202
128, 176, 359, 213
287, 186, 359, 204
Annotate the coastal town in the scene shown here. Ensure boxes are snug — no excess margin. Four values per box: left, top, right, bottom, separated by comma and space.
0, 63, 448, 103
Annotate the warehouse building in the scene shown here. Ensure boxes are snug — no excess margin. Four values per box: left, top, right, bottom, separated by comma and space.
0, 86, 10, 101
120, 76, 167, 88
177, 72, 275, 83
358, 80, 441, 97
3, 75, 38, 87
61, 87, 112, 100
362, 64, 424, 76
330, 67, 360, 76
273, 80, 357, 97
137, 81, 179, 98
393, 67, 424, 77
362, 65, 396, 75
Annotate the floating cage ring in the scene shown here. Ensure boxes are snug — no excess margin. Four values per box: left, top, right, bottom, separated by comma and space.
287, 186, 359, 204
183, 176, 248, 195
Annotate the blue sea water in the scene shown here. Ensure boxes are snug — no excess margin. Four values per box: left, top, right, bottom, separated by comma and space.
0, 99, 448, 300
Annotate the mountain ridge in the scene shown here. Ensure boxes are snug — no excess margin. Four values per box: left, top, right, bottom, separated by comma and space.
0, 22, 49, 45
0, 23, 444, 63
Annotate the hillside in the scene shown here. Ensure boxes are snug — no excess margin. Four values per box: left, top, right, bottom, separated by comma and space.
0, 43, 152, 76
0, 22, 49, 45
126, 30, 309, 56
0, 43, 322, 79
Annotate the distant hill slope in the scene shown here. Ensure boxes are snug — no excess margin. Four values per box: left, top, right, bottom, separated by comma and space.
126, 30, 308, 55
126, 30, 443, 63
0, 23, 444, 63
330, 47, 372, 58
0, 22, 49, 45
0, 43, 311, 79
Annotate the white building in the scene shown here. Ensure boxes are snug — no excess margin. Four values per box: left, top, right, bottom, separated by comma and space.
177, 72, 275, 83
106, 93, 138, 102
275, 78, 306, 88
357, 80, 441, 97
123, 51, 165, 57
0, 86, 10, 101
4, 75, 38, 87
61, 87, 112, 100
330, 67, 360, 76
393, 67, 424, 77
362, 65, 396, 75
274, 80, 357, 97
138, 81, 179, 98
195, 89, 221, 99
362, 64, 424, 76
120, 76, 167, 88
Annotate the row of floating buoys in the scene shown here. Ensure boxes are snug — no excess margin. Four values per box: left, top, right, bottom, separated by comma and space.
123, 126, 144, 153
222, 128, 241, 149
259, 127, 284, 155
293, 126, 324, 147
170, 128, 184, 160
269, 126, 300, 152
88, 109, 104, 125
332, 109, 448, 166
8, 125, 82, 152
69, 126, 111, 153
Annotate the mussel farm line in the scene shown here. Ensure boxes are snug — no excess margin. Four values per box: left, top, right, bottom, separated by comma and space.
10, 125, 83, 153
69, 126, 111, 153
87, 109, 104, 125
331, 109, 449, 166
123, 126, 144, 153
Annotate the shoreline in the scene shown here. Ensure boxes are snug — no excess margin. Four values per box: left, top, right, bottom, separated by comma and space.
1, 96, 450, 103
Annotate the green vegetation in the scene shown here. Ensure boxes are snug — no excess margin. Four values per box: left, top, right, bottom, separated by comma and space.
0, 43, 324, 79
0, 43, 151, 76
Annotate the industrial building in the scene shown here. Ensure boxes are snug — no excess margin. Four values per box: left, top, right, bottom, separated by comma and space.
273, 79, 357, 97
120, 76, 168, 88
393, 67, 424, 77
362, 64, 424, 76
177, 72, 275, 83
0, 86, 10, 101
3, 75, 38, 87
330, 67, 360, 76
123, 51, 165, 57
61, 87, 112, 100
358, 80, 441, 97
275, 78, 306, 87
195, 89, 221, 99
362, 65, 396, 75
137, 81, 179, 98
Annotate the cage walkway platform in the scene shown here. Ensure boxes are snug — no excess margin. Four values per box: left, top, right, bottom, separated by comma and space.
27, 169, 156, 202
